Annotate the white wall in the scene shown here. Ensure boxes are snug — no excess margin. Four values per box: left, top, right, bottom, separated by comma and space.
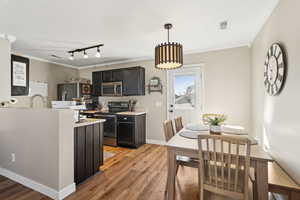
79, 46, 251, 142
11, 58, 78, 108
251, 0, 300, 184
0, 108, 74, 192
0, 37, 11, 102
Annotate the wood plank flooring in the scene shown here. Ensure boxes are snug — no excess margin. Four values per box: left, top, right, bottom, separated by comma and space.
0, 144, 262, 200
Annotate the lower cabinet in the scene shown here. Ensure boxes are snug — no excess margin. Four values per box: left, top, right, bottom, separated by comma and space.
117, 114, 146, 148
74, 123, 103, 184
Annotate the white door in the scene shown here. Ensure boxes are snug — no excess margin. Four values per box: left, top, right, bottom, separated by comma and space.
167, 66, 203, 125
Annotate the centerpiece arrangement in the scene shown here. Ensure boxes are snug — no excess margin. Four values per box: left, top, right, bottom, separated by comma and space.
206, 115, 227, 134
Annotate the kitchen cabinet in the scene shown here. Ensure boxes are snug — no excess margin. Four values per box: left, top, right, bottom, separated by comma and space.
122, 67, 145, 96
74, 122, 103, 184
117, 114, 146, 148
92, 71, 102, 96
102, 70, 113, 82
92, 66, 145, 97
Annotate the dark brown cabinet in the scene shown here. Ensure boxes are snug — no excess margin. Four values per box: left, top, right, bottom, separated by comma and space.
92, 66, 145, 97
74, 122, 103, 184
117, 114, 146, 148
92, 72, 102, 96
122, 67, 145, 96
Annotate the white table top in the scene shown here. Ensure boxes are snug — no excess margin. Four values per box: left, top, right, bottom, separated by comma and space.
166, 131, 273, 162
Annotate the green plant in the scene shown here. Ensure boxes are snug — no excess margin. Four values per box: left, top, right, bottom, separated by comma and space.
207, 115, 227, 126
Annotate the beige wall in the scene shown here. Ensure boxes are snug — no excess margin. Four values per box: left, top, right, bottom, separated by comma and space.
0, 108, 74, 191
0, 38, 11, 102
79, 46, 251, 142
11, 58, 78, 108
251, 0, 300, 184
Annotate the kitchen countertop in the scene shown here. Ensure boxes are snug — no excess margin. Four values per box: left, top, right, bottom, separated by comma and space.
81, 110, 146, 116
74, 118, 106, 128
116, 111, 146, 116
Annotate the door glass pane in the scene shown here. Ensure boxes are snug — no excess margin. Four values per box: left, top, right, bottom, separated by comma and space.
174, 74, 196, 109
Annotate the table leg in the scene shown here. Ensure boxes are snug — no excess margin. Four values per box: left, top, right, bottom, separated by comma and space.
255, 161, 268, 200
167, 148, 176, 200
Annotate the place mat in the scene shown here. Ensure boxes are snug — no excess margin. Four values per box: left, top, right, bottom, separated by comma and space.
179, 130, 209, 139
185, 123, 209, 131
179, 131, 258, 145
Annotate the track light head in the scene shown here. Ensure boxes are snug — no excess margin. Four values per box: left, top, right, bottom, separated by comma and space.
69, 52, 74, 60
95, 47, 101, 58
83, 51, 88, 59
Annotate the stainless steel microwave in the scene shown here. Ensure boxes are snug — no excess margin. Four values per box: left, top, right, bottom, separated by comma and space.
101, 82, 122, 96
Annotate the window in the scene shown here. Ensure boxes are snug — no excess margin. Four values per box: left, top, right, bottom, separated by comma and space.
174, 74, 196, 109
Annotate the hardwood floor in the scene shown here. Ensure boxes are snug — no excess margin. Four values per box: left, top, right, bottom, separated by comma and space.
0, 144, 261, 200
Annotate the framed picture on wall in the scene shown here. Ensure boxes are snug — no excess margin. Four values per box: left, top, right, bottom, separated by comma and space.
11, 54, 30, 96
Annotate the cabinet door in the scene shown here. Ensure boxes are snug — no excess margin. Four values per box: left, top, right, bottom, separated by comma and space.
75, 126, 86, 184
92, 71, 102, 96
102, 71, 113, 82
93, 123, 100, 173
117, 122, 135, 147
112, 70, 123, 82
85, 125, 94, 178
122, 67, 145, 96
122, 68, 140, 96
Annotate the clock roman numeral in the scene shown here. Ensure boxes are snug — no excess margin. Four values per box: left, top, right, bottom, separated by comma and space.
278, 74, 283, 81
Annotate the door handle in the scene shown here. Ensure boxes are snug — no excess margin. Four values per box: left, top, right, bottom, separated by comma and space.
168, 109, 173, 113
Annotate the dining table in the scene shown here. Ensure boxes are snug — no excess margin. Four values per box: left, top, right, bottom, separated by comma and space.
165, 128, 274, 200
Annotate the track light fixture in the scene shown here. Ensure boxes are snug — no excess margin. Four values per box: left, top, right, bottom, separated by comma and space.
95, 47, 101, 58
68, 44, 104, 60
83, 50, 88, 59
69, 52, 74, 60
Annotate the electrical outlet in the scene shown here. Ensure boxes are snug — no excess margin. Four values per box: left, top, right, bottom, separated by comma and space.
11, 153, 15, 162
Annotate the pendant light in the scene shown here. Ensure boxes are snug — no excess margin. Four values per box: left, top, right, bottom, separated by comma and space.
155, 23, 183, 70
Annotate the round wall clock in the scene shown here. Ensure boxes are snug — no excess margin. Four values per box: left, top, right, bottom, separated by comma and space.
264, 43, 286, 96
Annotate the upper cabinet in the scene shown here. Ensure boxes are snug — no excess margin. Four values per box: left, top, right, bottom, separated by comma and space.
122, 67, 145, 96
92, 66, 145, 97
92, 71, 102, 97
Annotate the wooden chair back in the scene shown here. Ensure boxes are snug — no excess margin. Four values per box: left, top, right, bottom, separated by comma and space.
163, 120, 175, 142
202, 113, 225, 125
174, 117, 184, 133
197, 135, 251, 200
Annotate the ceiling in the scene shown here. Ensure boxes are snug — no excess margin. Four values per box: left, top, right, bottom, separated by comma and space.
0, 0, 279, 68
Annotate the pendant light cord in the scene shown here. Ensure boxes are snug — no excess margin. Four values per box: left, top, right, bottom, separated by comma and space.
167, 29, 170, 43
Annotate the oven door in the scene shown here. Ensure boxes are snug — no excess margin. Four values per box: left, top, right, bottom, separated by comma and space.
94, 114, 117, 146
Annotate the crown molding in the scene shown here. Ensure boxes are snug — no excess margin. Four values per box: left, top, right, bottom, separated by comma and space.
11, 51, 79, 69
76, 56, 153, 70
77, 41, 250, 70
0, 33, 16, 43
12, 41, 250, 71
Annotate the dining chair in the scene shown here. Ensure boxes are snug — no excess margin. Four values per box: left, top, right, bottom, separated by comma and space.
202, 113, 226, 125
174, 116, 184, 133
163, 120, 198, 195
197, 135, 251, 200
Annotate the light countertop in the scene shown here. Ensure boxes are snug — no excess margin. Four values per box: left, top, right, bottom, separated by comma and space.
74, 118, 106, 128
116, 111, 146, 116
81, 110, 146, 116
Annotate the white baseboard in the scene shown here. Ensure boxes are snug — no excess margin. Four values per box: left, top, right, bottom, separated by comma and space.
58, 183, 76, 200
0, 167, 75, 200
146, 139, 166, 145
